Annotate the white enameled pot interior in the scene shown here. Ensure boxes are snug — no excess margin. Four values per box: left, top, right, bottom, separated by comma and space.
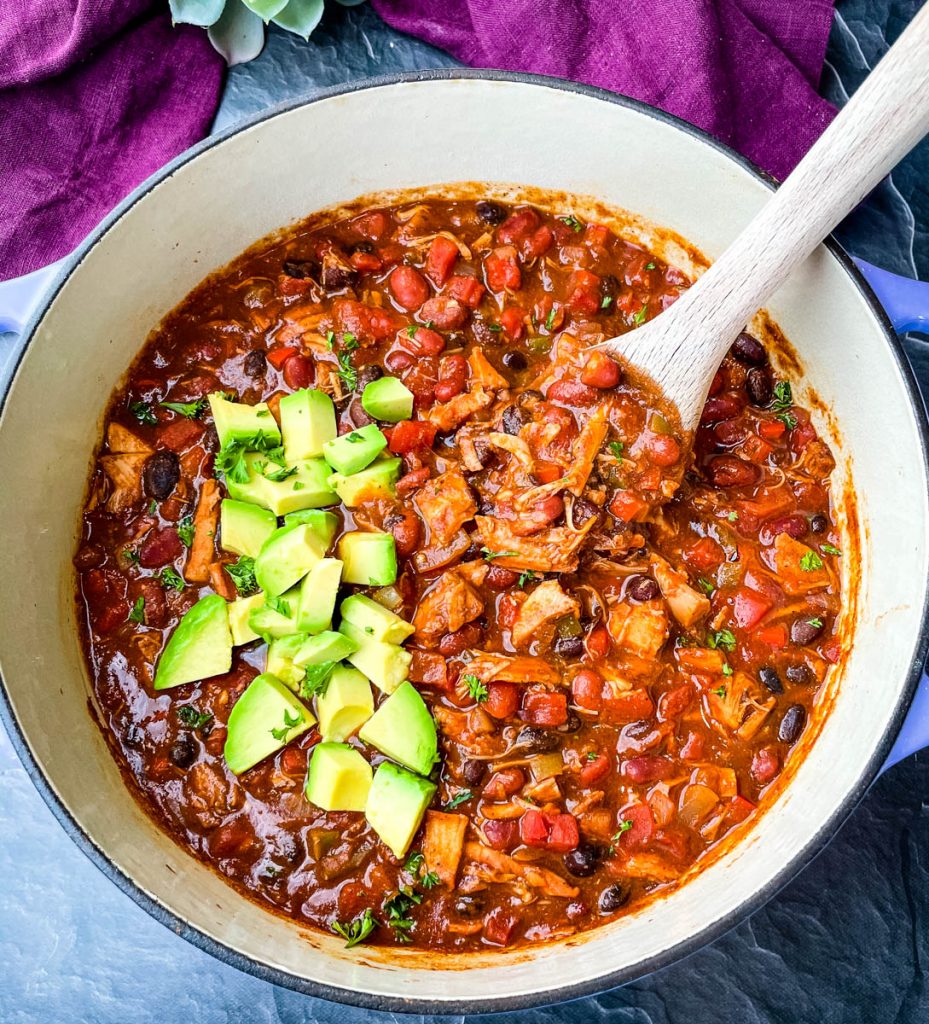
0, 77, 927, 1007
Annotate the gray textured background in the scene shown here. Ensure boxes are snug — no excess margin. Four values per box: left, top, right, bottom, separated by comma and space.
2, 2, 928, 1021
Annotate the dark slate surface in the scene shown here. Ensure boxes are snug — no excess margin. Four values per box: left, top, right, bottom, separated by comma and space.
2, 2, 928, 1021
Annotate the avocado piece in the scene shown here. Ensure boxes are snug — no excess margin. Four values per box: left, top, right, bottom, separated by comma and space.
280, 388, 337, 462
358, 681, 437, 775
224, 672, 315, 775
267, 633, 311, 690
340, 622, 411, 694
154, 594, 232, 690
361, 377, 414, 422
336, 531, 398, 586
305, 742, 372, 812
226, 454, 338, 516
340, 593, 414, 644
283, 508, 339, 550
220, 499, 276, 558
328, 457, 402, 507
208, 392, 281, 448
248, 586, 301, 640
228, 592, 265, 646
316, 665, 374, 741
295, 558, 343, 634
293, 630, 358, 667
365, 762, 436, 859
322, 423, 387, 476
254, 523, 326, 596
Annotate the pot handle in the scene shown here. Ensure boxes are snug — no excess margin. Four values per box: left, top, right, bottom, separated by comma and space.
883, 671, 929, 771
854, 258, 929, 335
0, 259, 67, 335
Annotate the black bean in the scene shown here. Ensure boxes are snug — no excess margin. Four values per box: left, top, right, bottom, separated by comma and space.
790, 617, 824, 645
786, 663, 814, 686
513, 726, 560, 754
352, 241, 374, 255
169, 734, 197, 769
517, 389, 545, 409
502, 350, 528, 371
478, 498, 495, 515
460, 758, 486, 787
553, 635, 585, 659
471, 319, 502, 347
454, 894, 485, 918
571, 497, 600, 527
564, 844, 602, 878
476, 200, 507, 225
243, 349, 267, 377
558, 712, 583, 734
124, 724, 144, 749
758, 666, 783, 694
355, 364, 383, 390
282, 259, 315, 279
778, 704, 806, 744
598, 882, 631, 913
320, 260, 356, 292
627, 575, 660, 603
143, 450, 180, 501
732, 332, 768, 365
347, 398, 374, 427
472, 438, 495, 469
809, 513, 829, 534
746, 367, 773, 406
501, 404, 528, 435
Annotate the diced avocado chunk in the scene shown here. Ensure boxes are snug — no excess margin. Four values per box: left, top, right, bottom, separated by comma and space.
283, 508, 339, 550
248, 586, 301, 640
337, 531, 397, 586
209, 392, 280, 448
293, 630, 358, 667
340, 621, 411, 694
322, 423, 387, 476
224, 673, 314, 775
361, 377, 414, 422
254, 523, 326, 596
267, 633, 311, 690
226, 454, 337, 516
317, 665, 374, 741
328, 457, 401, 507
365, 762, 436, 859
220, 499, 276, 558
358, 681, 437, 775
295, 558, 343, 634
154, 594, 232, 690
340, 594, 414, 644
280, 388, 337, 462
228, 593, 265, 646
305, 742, 372, 812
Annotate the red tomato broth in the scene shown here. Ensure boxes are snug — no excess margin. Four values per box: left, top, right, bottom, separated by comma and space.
74, 189, 848, 953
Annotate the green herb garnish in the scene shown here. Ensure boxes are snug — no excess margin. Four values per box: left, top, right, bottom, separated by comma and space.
420, 871, 440, 890
600, 295, 613, 309
177, 516, 195, 548
517, 570, 540, 588
326, 330, 335, 350
612, 820, 633, 841
128, 596, 145, 624
776, 411, 798, 430
160, 398, 205, 419
404, 851, 425, 875
708, 628, 736, 652
712, 685, 727, 698
645, 262, 656, 270
336, 350, 358, 391
462, 673, 488, 703
807, 617, 824, 629
265, 593, 291, 617
633, 303, 648, 325
383, 887, 423, 943
772, 381, 793, 412
545, 307, 557, 331
160, 567, 185, 591
178, 705, 213, 731
722, 663, 733, 677
481, 547, 518, 561
123, 548, 140, 565
225, 556, 257, 595
697, 577, 715, 596
129, 401, 157, 426
608, 440, 625, 461
332, 908, 377, 949
560, 214, 583, 233
301, 661, 336, 700
342, 332, 359, 352
800, 550, 824, 572
270, 708, 302, 742
821, 544, 842, 556
444, 790, 473, 810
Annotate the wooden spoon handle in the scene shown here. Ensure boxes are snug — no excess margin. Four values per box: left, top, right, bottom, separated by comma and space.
614, 2, 929, 431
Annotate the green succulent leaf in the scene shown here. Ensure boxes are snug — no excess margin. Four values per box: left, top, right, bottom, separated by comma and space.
241, 0, 289, 20
208, 0, 266, 64
272, 0, 324, 37
169, 0, 228, 27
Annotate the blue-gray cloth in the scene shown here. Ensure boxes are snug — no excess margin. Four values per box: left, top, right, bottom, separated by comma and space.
2, 3, 929, 1022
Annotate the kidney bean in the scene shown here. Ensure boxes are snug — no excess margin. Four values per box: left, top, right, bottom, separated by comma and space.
580, 351, 622, 389
389, 265, 430, 310
282, 353, 314, 390
143, 450, 180, 500
434, 353, 468, 403
707, 454, 760, 488
626, 575, 659, 602
484, 768, 525, 800
438, 622, 483, 656
402, 326, 446, 356
759, 513, 808, 545
644, 433, 680, 466
521, 689, 568, 727
751, 747, 779, 784
790, 617, 824, 645
421, 295, 468, 330
731, 332, 768, 365
700, 394, 744, 423
621, 755, 673, 783
385, 349, 415, 373
746, 367, 773, 406
572, 669, 603, 712
714, 418, 748, 446
482, 819, 519, 852
485, 565, 518, 590
778, 704, 806, 744
139, 528, 183, 568
547, 379, 599, 406
485, 681, 519, 719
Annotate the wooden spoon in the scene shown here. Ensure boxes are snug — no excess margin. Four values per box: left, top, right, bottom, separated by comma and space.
602, 3, 929, 435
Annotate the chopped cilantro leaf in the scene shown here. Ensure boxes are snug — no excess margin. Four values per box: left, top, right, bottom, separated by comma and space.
608, 440, 625, 461
177, 705, 213, 731
646, 262, 656, 270
633, 303, 648, 325
270, 708, 302, 742
518, 570, 540, 588
444, 790, 473, 810
800, 550, 824, 572
708, 628, 736, 652
336, 350, 357, 391
160, 567, 185, 591
265, 593, 291, 617
129, 401, 157, 426
545, 307, 557, 331
128, 596, 145, 624
301, 661, 336, 700
332, 908, 377, 949
342, 332, 359, 351
821, 544, 842, 556
177, 516, 195, 548
721, 663, 733, 677
601, 295, 613, 309
560, 214, 583, 232
420, 871, 440, 890
772, 381, 793, 412
697, 577, 715, 596
712, 685, 727, 698
462, 673, 488, 703
383, 887, 422, 943
404, 851, 425, 875
225, 556, 257, 595
326, 330, 335, 350
160, 398, 205, 419
612, 820, 633, 840
122, 548, 140, 565
727, 511, 739, 522
776, 410, 798, 430
481, 547, 518, 561
807, 617, 824, 629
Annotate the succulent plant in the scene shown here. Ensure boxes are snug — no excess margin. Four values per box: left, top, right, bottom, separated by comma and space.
170, 0, 365, 65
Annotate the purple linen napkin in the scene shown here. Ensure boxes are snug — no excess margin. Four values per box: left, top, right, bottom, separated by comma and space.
371, 0, 836, 182
0, 2, 224, 281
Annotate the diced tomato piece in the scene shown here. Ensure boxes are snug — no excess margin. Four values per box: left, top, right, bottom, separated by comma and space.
601, 688, 654, 723
822, 637, 841, 663
519, 809, 550, 846
580, 350, 622, 389
533, 460, 563, 484
500, 305, 526, 341
583, 222, 610, 253
726, 795, 756, 824
279, 275, 313, 296
521, 223, 554, 260
616, 803, 654, 850
401, 357, 439, 409
637, 465, 661, 490
483, 907, 519, 947
758, 418, 786, 440
389, 265, 430, 310
484, 246, 521, 292
497, 208, 540, 245
425, 235, 459, 286
580, 753, 611, 786
351, 210, 389, 241
409, 650, 448, 689
658, 683, 693, 720
138, 528, 183, 568
485, 681, 519, 719
349, 250, 382, 273
565, 269, 602, 314
732, 586, 773, 629
621, 755, 673, 784
680, 731, 705, 761
571, 669, 603, 712
585, 624, 611, 659
158, 418, 204, 452
267, 345, 298, 369
684, 535, 724, 570
546, 813, 580, 853
446, 274, 485, 309
521, 688, 568, 727
387, 420, 437, 454
741, 434, 774, 463
751, 747, 779, 784
754, 623, 788, 649
609, 490, 648, 522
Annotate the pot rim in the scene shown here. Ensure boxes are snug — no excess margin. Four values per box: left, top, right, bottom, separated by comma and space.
2, 68, 928, 1014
